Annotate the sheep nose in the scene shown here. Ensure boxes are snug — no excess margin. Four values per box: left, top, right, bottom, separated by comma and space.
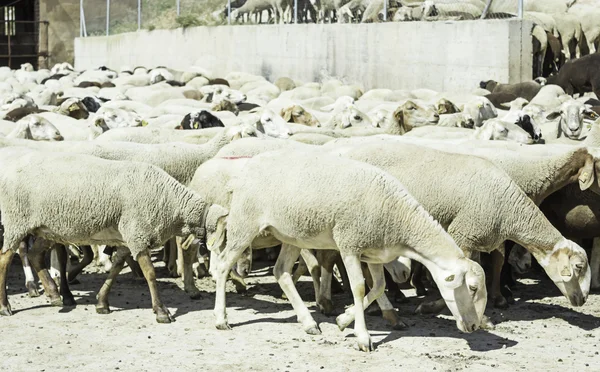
55, 134, 64, 141
533, 134, 540, 141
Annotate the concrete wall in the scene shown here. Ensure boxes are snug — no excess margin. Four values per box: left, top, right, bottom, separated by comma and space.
75, 20, 532, 91
40, 0, 80, 66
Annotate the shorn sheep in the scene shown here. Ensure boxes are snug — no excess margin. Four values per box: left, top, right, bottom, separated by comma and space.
0, 147, 210, 323
209, 149, 487, 352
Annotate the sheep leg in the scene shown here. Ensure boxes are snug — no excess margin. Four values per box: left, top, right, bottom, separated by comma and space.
316, 250, 337, 315
67, 245, 94, 283
338, 263, 389, 330
26, 241, 62, 307
176, 237, 185, 277
18, 244, 39, 297
384, 269, 408, 304
591, 238, 600, 291
274, 244, 320, 335
411, 261, 427, 296
49, 249, 60, 283
180, 238, 202, 300
95, 248, 127, 315
299, 249, 321, 303
137, 250, 174, 324
0, 249, 15, 316
125, 255, 144, 278
167, 238, 179, 278
490, 249, 508, 309
213, 241, 251, 330
336, 255, 374, 352
55, 245, 76, 306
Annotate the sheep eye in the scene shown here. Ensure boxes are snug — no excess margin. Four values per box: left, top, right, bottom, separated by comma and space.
469, 285, 477, 291
354, 115, 361, 121
575, 263, 584, 270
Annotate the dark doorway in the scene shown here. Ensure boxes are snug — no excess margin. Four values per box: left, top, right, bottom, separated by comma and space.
0, 0, 48, 69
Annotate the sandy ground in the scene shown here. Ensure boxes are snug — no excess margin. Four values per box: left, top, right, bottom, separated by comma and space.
0, 254, 599, 372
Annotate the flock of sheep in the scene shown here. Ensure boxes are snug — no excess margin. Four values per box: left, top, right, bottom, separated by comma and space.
216, 0, 600, 77
0, 53, 598, 352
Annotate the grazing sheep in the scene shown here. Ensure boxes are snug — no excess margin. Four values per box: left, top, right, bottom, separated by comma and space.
210, 150, 487, 351
329, 141, 591, 310
0, 147, 209, 323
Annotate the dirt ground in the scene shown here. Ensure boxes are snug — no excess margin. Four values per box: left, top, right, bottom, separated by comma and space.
0, 254, 599, 372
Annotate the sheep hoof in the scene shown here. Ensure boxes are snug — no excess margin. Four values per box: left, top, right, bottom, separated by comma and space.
50, 297, 63, 307
493, 296, 508, 309
215, 322, 232, 331
305, 324, 322, 335
317, 299, 334, 316
0, 304, 12, 316
26, 282, 40, 298
62, 295, 77, 307
357, 335, 373, 352
156, 313, 173, 324
95, 305, 111, 314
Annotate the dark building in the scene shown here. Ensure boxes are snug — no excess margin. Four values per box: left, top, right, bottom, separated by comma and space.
0, 0, 49, 69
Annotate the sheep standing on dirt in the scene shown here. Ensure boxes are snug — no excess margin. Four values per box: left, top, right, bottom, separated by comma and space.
0, 147, 209, 323
325, 140, 591, 310
210, 150, 487, 352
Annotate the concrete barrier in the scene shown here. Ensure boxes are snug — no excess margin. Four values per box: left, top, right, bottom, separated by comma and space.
75, 20, 533, 91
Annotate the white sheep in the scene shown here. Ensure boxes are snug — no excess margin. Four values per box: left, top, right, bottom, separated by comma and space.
0, 115, 63, 141
327, 140, 591, 310
0, 147, 211, 323
404, 119, 533, 143
209, 149, 486, 351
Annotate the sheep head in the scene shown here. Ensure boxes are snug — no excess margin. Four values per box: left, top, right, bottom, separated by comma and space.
536, 239, 590, 307
18, 115, 63, 141
546, 101, 598, 140
280, 105, 319, 127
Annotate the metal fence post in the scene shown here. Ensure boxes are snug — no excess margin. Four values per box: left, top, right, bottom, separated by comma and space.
228, 0, 231, 25
294, 0, 297, 23
138, 0, 141, 30
383, 0, 386, 21
177, 0, 180, 16
80, 0, 83, 37
106, 0, 110, 36
518, 0, 523, 19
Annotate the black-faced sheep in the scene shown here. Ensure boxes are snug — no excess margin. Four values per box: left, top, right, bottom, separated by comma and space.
179, 110, 225, 130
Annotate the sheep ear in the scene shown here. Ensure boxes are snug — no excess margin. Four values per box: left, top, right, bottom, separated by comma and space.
255, 120, 265, 134
556, 117, 563, 139
205, 204, 229, 253
578, 157, 595, 191
546, 110, 561, 120
281, 107, 292, 122
341, 113, 352, 129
